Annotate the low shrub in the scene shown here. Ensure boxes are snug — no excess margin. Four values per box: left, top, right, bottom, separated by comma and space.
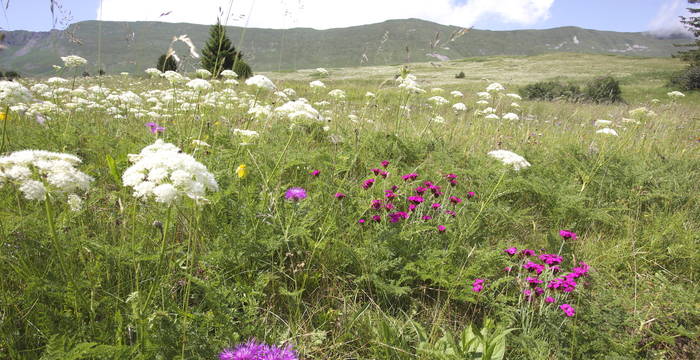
586, 76, 623, 104
519, 81, 584, 102
455, 71, 466, 79
670, 66, 700, 91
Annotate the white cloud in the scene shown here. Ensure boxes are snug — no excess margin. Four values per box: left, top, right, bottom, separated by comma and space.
648, 0, 691, 37
97, 0, 555, 29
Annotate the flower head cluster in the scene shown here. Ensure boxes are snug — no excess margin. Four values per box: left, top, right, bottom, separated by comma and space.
61, 55, 88, 67
122, 139, 218, 204
487, 150, 531, 171
285, 187, 307, 202
0, 150, 93, 208
0, 81, 33, 106
245, 75, 276, 90
275, 99, 323, 122
219, 340, 298, 360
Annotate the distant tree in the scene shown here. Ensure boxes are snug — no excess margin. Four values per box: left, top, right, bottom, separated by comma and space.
157, 54, 178, 72
677, 0, 700, 66
4, 71, 19, 80
201, 18, 248, 77
98, 69, 106, 76
82, 71, 90, 77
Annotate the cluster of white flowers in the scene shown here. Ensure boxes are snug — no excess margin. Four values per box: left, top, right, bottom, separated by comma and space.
396, 74, 425, 93
309, 80, 326, 89
596, 128, 619, 136
488, 150, 531, 171
328, 89, 346, 100
315, 68, 329, 77
667, 91, 685, 99
486, 82, 505, 93
0, 81, 33, 105
428, 96, 449, 106
245, 75, 276, 90
187, 79, 212, 91
502, 112, 520, 121
122, 140, 218, 204
450, 90, 464, 98
162, 71, 185, 84
0, 150, 93, 207
61, 55, 88, 68
452, 102, 467, 112
628, 107, 656, 119
145, 68, 162, 78
274, 99, 323, 122
220, 70, 238, 78
195, 69, 212, 78
232, 129, 260, 145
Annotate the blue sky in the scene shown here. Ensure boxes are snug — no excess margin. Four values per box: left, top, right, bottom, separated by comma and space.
1, 0, 692, 34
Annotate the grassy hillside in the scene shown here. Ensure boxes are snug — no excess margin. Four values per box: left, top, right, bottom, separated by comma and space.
0, 53, 698, 358
0, 18, 692, 76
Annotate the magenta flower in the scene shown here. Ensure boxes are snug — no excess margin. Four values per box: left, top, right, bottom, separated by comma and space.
310, 169, 320, 177
334, 192, 346, 200
407, 196, 424, 204
445, 174, 458, 185
402, 173, 418, 181
372, 215, 381, 222
504, 266, 512, 272
534, 287, 544, 296
415, 186, 427, 195
523, 289, 532, 297
437, 225, 446, 233
381, 160, 390, 168
358, 218, 366, 224
519, 249, 536, 257
539, 253, 564, 265
559, 230, 578, 240
384, 190, 398, 200
379, 170, 389, 178
388, 212, 409, 223
545, 296, 556, 303
444, 210, 456, 217
362, 179, 375, 189
467, 191, 476, 199
385, 203, 396, 210
560, 303, 576, 317
504, 247, 517, 256
548, 277, 577, 292
145, 122, 165, 134
408, 204, 417, 211
527, 276, 544, 286
571, 261, 590, 277
371, 199, 383, 210
523, 261, 545, 275
449, 196, 462, 204
422, 215, 433, 221
431, 203, 441, 209
220, 340, 299, 360
429, 185, 441, 194
285, 187, 307, 202
371, 168, 382, 175
423, 181, 433, 187
472, 278, 484, 292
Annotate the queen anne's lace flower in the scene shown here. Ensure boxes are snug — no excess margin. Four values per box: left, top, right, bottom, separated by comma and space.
122, 140, 218, 204
0, 150, 93, 206
488, 150, 531, 171
245, 75, 276, 90
274, 99, 323, 121
0, 81, 32, 105
61, 55, 87, 67
187, 79, 212, 91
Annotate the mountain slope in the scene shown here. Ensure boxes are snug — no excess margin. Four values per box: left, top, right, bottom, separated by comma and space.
0, 18, 692, 76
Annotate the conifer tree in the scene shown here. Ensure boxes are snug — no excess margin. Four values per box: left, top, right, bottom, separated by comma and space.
677, 0, 700, 66
201, 18, 245, 77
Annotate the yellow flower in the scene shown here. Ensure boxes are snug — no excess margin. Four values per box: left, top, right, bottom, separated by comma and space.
235, 164, 248, 179
0, 113, 6, 121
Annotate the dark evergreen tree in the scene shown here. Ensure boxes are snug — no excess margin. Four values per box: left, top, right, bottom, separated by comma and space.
201, 18, 247, 77
233, 59, 253, 80
157, 54, 178, 72
677, 0, 700, 66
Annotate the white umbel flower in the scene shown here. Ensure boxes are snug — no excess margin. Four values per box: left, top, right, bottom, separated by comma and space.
187, 79, 212, 91
328, 89, 346, 99
596, 128, 619, 136
450, 90, 464, 98
309, 80, 326, 89
502, 113, 520, 121
162, 71, 185, 84
428, 96, 449, 106
220, 70, 238, 78
667, 91, 685, 99
61, 55, 87, 67
452, 103, 467, 111
145, 68, 162, 77
122, 139, 218, 204
195, 69, 212, 78
0, 81, 32, 105
488, 150, 531, 171
274, 99, 323, 122
486, 83, 505, 92
0, 150, 93, 202
245, 75, 276, 90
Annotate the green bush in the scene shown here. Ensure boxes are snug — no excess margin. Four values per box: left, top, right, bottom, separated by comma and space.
156, 54, 178, 72
455, 71, 466, 79
586, 76, 623, 104
670, 66, 700, 91
519, 81, 584, 102
234, 59, 253, 80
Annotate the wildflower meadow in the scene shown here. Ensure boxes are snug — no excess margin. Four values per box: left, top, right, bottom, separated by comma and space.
0, 52, 698, 359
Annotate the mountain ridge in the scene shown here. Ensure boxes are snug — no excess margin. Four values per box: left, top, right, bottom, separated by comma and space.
0, 18, 692, 76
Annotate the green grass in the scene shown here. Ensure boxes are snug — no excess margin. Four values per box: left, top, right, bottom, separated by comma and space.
0, 54, 699, 359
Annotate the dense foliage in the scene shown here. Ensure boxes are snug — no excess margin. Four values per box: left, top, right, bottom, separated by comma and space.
156, 54, 178, 72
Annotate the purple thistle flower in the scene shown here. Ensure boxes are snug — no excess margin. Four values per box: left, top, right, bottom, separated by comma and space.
467, 191, 476, 199
472, 278, 484, 292
519, 249, 536, 257
523, 261, 545, 275
334, 192, 346, 200
381, 160, 390, 168
362, 179, 375, 189
221, 340, 299, 360
358, 218, 366, 224
384, 190, 398, 200
379, 170, 389, 178
384, 203, 395, 210
371, 168, 382, 175
407, 196, 424, 204
444, 210, 456, 217
545, 296, 556, 303
372, 215, 381, 222
285, 187, 307, 202
437, 225, 446, 233
449, 196, 462, 204
539, 253, 564, 265
310, 169, 320, 177
371, 199, 383, 210
415, 186, 427, 195
431, 203, 441, 209
422, 215, 433, 221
